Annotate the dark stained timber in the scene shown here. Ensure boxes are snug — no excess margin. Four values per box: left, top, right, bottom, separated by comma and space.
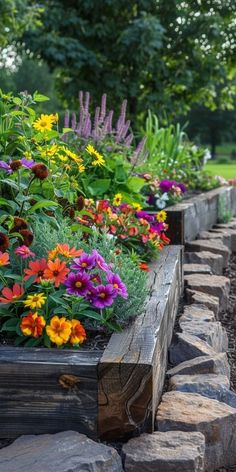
151, 186, 236, 245
0, 246, 183, 440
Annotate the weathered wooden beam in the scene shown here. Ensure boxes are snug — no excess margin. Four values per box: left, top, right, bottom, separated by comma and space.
98, 246, 183, 440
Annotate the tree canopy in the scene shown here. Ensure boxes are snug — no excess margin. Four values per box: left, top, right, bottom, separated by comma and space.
21, 0, 236, 119
0, 0, 42, 47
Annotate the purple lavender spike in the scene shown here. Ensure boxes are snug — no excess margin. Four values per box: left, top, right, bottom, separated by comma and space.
76, 107, 84, 135
92, 107, 100, 139
85, 91, 90, 114
71, 112, 77, 130
101, 115, 109, 138
99, 94, 107, 123
116, 99, 127, 131
64, 110, 70, 128
107, 110, 114, 133
125, 133, 134, 146
82, 114, 92, 138
131, 137, 147, 164
120, 120, 130, 141
79, 91, 84, 110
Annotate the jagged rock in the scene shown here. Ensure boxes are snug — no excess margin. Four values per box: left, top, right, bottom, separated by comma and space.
183, 263, 212, 275
185, 289, 219, 317
167, 353, 230, 379
184, 251, 224, 275
211, 228, 236, 252
184, 274, 230, 311
0, 431, 124, 472
169, 374, 236, 408
156, 391, 236, 471
122, 431, 205, 472
180, 305, 216, 323
169, 333, 217, 366
198, 231, 231, 249
179, 320, 228, 352
185, 240, 230, 268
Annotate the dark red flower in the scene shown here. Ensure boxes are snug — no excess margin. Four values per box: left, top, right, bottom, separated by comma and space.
11, 217, 28, 232
19, 229, 34, 247
9, 160, 22, 171
0, 233, 9, 251
31, 163, 49, 180
76, 196, 85, 211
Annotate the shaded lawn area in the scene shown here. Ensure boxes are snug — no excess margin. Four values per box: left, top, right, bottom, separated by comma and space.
205, 162, 236, 179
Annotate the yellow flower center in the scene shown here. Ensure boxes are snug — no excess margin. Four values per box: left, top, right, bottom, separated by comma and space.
99, 293, 106, 298
113, 283, 119, 289
75, 281, 82, 288
81, 262, 87, 267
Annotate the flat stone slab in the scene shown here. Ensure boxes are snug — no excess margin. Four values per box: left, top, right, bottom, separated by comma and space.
184, 274, 230, 311
185, 240, 230, 268
179, 320, 228, 352
0, 431, 124, 472
184, 251, 224, 275
211, 228, 236, 252
167, 353, 230, 379
169, 374, 236, 409
183, 263, 212, 275
156, 391, 236, 471
185, 289, 219, 317
180, 305, 216, 323
198, 231, 231, 248
169, 333, 217, 366
122, 431, 205, 472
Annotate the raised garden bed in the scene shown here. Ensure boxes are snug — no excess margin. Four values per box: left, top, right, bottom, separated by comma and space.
0, 245, 182, 441
163, 186, 236, 245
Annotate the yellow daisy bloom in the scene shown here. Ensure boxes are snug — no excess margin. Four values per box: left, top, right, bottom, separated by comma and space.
49, 113, 59, 123
78, 164, 85, 173
23, 292, 46, 310
23, 151, 32, 160
156, 210, 167, 222
91, 156, 105, 166
113, 193, 122, 206
132, 203, 142, 211
86, 144, 96, 155
33, 114, 54, 132
57, 154, 68, 162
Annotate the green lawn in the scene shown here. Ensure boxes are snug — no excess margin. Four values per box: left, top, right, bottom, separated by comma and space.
205, 162, 236, 179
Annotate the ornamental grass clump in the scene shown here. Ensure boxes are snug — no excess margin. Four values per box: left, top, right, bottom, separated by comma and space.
0, 243, 134, 348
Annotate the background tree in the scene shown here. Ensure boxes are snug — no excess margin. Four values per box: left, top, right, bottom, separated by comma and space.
22, 0, 236, 120
0, 0, 42, 47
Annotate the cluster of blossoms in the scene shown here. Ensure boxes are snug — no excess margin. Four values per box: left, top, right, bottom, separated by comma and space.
0, 244, 128, 348
141, 175, 187, 210
229, 179, 236, 186
76, 199, 170, 261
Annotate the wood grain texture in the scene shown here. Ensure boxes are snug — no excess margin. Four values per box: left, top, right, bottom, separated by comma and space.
0, 348, 101, 438
98, 245, 183, 440
156, 186, 236, 244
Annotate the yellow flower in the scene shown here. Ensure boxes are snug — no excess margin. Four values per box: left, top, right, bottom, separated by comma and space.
113, 193, 122, 206
33, 114, 54, 132
69, 319, 86, 345
23, 292, 46, 310
46, 316, 72, 347
49, 113, 59, 123
156, 210, 167, 222
86, 144, 96, 155
132, 203, 142, 211
23, 151, 32, 160
91, 156, 105, 166
78, 164, 85, 173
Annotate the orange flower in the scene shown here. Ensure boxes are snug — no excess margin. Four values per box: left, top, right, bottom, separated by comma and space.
0, 251, 10, 267
70, 319, 86, 345
0, 283, 24, 303
139, 262, 150, 272
24, 258, 48, 283
48, 244, 83, 260
46, 316, 72, 346
44, 258, 70, 287
20, 312, 46, 337
128, 227, 139, 237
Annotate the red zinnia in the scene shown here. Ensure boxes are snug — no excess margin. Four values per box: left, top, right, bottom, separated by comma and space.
0, 283, 24, 303
24, 258, 48, 283
44, 258, 70, 287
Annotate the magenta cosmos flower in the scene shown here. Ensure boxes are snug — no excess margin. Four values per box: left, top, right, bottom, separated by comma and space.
92, 250, 110, 272
106, 272, 128, 299
15, 245, 35, 259
70, 253, 96, 271
90, 284, 116, 309
65, 272, 93, 297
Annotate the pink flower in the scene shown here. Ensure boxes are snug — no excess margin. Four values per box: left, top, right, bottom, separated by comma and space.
15, 245, 35, 259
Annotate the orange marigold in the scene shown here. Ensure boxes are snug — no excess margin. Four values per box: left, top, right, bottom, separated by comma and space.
70, 319, 86, 345
20, 312, 46, 337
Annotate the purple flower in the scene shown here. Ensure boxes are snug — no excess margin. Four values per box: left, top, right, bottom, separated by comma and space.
92, 250, 109, 272
0, 161, 12, 174
177, 183, 187, 193
136, 211, 154, 223
65, 272, 93, 297
90, 284, 116, 309
70, 253, 96, 272
20, 158, 35, 169
106, 272, 128, 299
150, 222, 165, 234
159, 180, 175, 193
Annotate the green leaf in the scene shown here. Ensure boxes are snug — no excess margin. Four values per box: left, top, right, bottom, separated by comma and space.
70, 223, 93, 234
81, 310, 101, 321
24, 337, 42, 347
87, 179, 111, 196
127, 176, 145, 193
12, 97, 22, 106
33, 92, 50, 102
0, 198, 12, 208
28, 200, 59, 214
1, 318, 19, 332
62, 128, 73, 133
